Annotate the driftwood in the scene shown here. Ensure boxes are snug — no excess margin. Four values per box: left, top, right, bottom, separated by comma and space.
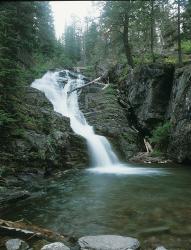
67, 75, 106, 95
0, 219, 66, 241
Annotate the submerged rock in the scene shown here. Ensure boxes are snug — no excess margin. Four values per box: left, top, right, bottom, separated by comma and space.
78, 235, 140, 250
139, 226, 170, 236
41, 242, 70, 250
5, 239, 29, 250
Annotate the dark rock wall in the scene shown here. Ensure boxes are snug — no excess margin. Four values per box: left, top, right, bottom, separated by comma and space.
108, 63, 191, 164
167, 65, 191, 163
112, 64, 174, 133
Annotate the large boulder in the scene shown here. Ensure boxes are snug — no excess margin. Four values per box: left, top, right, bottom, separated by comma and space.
78, 235, 140, 250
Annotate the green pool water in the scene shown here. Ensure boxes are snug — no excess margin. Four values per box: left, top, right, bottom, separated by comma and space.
3, 164, 191, 249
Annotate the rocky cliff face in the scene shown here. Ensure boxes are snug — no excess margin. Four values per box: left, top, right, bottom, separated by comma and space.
167, 65, 191, 163
79, 84, 142, 161
1, 87, 88, 171
108, 63, 191, 164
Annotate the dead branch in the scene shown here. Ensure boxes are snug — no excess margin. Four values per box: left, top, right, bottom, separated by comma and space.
67, 76, 105, 95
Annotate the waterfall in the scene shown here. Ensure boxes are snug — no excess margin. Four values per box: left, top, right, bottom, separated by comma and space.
31, 70, 119, 168
31, 70, 164, 175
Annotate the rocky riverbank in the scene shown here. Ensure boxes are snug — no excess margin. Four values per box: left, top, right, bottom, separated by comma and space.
1, 231, 170, 250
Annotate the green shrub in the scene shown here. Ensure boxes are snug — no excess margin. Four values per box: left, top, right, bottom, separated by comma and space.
182, 40, 191, 54
0, 110, 16, 126
150, 149, 164, 158
150, 121, 172, 151
104, 85, 116, 95
164, 57, 177, 64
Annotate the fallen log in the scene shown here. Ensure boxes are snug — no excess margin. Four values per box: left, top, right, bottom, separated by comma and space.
0, 219, 66, 242
67, 75, 106, 95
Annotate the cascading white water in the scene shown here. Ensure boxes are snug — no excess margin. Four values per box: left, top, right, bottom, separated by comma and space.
31, 70, 164, 175
32, 70, 119, 168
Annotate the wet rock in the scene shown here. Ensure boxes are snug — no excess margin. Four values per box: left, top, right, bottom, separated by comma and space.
5, 239, 29, 250
155, 247, 167, 250
59, 71, 67, 78
79, 83, 141, 161
41, 242, 70, 250
78, 235, 140, 250
68, 71, 79, 79
129, 152, 172, 164
57, 79, 68, 88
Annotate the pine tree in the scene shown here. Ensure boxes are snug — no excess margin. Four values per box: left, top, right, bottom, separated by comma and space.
35, 1, 56, 57
0, 1, 57, 136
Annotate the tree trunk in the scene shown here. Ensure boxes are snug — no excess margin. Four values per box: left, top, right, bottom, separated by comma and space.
150, 0, 155, 62
177, 0, 182, 64
123, 16, 134, 68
